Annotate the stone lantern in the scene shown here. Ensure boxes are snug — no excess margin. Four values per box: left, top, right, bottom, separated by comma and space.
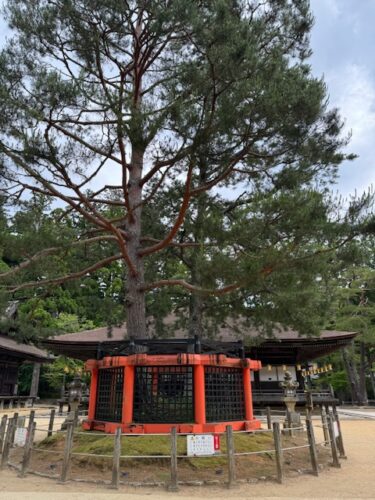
68, 374, 83, 427
279, 370, 301, 431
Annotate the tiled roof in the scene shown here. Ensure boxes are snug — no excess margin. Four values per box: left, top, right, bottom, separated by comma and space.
0, 334, 50, 361
45, 323, 356, 344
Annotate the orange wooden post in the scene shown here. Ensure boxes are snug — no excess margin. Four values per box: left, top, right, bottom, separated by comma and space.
123, 365, 135, 424
194, 364, 206, 425
243, 366, 253, 421
88, 367, 98, 421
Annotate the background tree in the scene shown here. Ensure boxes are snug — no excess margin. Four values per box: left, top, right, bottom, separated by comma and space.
0, 1, 371, 339
323, 241, 375, 403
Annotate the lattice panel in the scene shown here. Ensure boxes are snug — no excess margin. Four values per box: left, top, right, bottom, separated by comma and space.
133, 366, 194, 423
95, 367, 124, 422
205, 367, 245, 422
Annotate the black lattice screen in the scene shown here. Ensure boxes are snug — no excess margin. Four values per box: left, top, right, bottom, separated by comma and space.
133, 366, 194, 423
95, 367, 124, 422
205, 367, 245, 422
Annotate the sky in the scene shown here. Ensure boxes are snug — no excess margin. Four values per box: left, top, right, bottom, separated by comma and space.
0, 1, 374, 199
310, 0, 375, 197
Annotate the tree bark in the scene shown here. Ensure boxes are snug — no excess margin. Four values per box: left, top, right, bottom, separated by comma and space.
188, 168, 207, 338
189, 292, 204, 338
342, 346, 364, 404
124, 148, 147, 339
123, 12, 147, 339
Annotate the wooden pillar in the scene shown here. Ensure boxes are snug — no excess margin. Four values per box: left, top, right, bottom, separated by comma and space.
87, 368, 98, 421
273, 422, 283, 483
306, 415, 319, 476
226, 425, 236, 488
243, 367, 253, 421
194, 364, 206, 426
266, 406, 272, 429
168, 427, 179, 492
29, 363, 41, 398
110, 427, 122, 489
123, 366, 134, 424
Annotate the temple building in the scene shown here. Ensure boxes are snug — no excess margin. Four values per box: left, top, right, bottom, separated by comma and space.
0, 334, 50, 404
43, 325, 357, 411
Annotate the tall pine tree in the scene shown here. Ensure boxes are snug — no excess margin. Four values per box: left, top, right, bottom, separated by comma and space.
0, 1, 370, 338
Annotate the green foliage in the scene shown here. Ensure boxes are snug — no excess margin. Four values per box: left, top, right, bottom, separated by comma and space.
0, 0, 373, 342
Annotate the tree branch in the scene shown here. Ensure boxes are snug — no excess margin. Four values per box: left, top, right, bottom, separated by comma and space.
0, 236, 117, 280
3, 254, 123, 293
141, 279, 241, 295
139, 163, 193, 256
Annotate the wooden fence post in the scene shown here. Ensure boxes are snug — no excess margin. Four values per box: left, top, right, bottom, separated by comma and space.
19, 421, 36, 478
1, 418, 14, 469
60, 422, 74, 482
110, 427, 122, 489
327, 415, 340, 468
320, 406, 329, 444
305, 415, 319, 476
266, 406, 272, 429
10, 412, 19, 446
28, 410, 35, 433
168, 427, 179, 492
332, 408, 346, 459
272, 421, 283, 484
0, 415, 8, 454
48, 408, 56, 438
226, 425, 236, 489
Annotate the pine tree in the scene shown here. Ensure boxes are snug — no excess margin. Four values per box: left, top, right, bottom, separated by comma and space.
0, 1, 369, 338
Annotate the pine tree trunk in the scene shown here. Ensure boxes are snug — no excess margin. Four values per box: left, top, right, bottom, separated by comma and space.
359, 341, 369, 405
342, 346, 363, 404
188, 170, 207, 338
189, 292, 204, 338
124, 15, 147, 340
125, 148, 147, 339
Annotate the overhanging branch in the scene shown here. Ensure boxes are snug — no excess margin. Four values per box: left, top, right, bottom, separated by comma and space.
3, 253, 123, 294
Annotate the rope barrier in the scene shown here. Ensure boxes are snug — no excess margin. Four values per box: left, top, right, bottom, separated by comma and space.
71, 452, 113, 458
281, 444, 310, 451
235, 449, 276, 456
30, 447, 63, 455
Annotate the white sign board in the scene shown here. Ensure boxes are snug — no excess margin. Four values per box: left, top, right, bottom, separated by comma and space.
333, 421, 339, 439
187, 434, 215, 456
14, 427, 27, 447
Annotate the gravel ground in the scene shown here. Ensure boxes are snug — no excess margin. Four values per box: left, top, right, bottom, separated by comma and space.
0, 419, 374, 500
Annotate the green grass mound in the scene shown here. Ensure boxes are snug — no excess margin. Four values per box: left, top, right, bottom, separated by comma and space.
37, 429, 274, 469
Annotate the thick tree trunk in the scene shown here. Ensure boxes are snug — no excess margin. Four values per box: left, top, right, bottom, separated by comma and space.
189, 293, 204, 338
342, 346, 365, 404
125, 148, 147, 339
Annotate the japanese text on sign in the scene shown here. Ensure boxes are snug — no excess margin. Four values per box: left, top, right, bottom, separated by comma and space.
187, 434, 220, 456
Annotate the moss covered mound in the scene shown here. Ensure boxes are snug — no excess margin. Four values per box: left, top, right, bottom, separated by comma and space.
37, 429, 274, 469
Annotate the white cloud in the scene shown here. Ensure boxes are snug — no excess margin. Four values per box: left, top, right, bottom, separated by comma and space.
312, 0, 341, 19
326, 64, 375, 149
323, 64, 375, 195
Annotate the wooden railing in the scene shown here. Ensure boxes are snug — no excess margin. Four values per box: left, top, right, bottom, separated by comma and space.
0, 396, 38, 410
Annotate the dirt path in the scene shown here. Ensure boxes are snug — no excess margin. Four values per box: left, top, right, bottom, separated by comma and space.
0, 420, 374, 500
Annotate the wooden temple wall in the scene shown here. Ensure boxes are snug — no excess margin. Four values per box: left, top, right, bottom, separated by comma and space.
0, 358, 20, 396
